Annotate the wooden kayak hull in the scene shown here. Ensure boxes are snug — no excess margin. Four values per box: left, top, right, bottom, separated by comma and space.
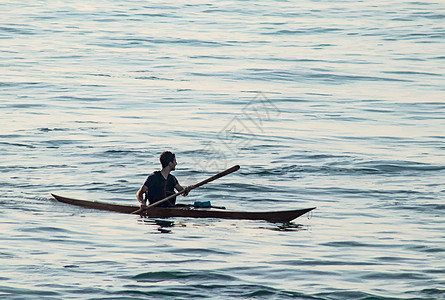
51, 194, 315, 223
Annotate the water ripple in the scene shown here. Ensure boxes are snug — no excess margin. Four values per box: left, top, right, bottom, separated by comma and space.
131, 270, 238, 283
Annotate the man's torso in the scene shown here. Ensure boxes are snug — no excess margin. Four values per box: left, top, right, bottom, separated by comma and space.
144, 171, 178, 206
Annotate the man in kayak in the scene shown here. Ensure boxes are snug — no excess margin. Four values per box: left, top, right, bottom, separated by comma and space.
136, 151, 192, 208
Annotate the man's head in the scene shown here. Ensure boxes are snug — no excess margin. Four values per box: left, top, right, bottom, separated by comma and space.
160, 151, 176, 169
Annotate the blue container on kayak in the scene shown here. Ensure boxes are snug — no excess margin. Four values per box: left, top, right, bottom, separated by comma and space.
194, 201, 211, 208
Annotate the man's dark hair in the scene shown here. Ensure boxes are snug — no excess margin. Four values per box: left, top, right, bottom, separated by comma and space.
160, 151, 175, 168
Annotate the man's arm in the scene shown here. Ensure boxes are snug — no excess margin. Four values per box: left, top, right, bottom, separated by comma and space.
175, 183, 193, 197
136, 185, 148, 208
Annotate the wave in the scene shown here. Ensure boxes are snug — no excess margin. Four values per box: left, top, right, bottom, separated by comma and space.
231, 68, 413, 84
0, 26, 36, 36
247, 160, 445, 177
38, 128, 69, 132
132, 270, 237, 282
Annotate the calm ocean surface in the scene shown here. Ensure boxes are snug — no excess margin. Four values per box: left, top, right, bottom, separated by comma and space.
1, 0, 444, 299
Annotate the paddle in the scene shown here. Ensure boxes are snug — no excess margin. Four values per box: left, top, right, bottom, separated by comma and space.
132, 165, 240, 215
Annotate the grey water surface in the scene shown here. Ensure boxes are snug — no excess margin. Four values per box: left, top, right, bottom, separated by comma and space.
1, 0, 444, 299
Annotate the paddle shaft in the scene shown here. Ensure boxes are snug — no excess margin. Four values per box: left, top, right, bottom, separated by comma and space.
132, 165, 240, 214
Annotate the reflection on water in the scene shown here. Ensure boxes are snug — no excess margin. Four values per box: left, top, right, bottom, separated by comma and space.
139, 218, 177, 234
140, 217, 309, 233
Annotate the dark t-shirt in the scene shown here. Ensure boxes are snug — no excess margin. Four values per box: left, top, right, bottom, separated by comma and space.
144, 171, 179, 207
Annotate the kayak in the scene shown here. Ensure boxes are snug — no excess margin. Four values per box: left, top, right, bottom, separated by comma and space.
51, 194, 315, 223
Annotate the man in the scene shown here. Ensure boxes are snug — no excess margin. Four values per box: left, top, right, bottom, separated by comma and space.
136, 151, 192, 208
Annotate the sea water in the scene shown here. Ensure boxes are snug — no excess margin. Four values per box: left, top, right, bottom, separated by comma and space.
1, 0, 444, 299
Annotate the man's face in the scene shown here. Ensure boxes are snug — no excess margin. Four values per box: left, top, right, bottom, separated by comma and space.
170, 158, 177, 170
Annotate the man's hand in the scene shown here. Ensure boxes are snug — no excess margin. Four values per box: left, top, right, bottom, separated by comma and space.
182, 185, 194, 197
